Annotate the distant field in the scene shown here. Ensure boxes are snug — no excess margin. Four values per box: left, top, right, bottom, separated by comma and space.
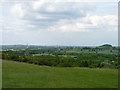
66, 49, 118, 55
3, 60, 118, 88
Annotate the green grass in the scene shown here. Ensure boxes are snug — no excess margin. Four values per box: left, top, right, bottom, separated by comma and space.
3, 60, 118, 88
0, 60, 2, 89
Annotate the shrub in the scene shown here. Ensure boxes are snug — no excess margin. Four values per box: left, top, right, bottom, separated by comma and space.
89, 64, 98, 68
58, 62, 73, 67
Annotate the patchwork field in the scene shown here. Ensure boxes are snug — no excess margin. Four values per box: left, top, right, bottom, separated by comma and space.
2, 60, 118, 88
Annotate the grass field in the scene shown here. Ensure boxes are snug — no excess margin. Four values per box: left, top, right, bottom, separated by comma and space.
0, 60, 2, 89
2, 60, 118, 88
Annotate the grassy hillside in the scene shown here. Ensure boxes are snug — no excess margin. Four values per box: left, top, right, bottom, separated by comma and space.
0, 60, 2, 89
3, 60, 118, 88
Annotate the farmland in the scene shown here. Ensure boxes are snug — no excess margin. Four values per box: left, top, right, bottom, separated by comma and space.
1, 44, 119, 68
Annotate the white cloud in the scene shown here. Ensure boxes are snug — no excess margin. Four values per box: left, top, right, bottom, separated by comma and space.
45, 5, 56, 12
44, 15, 117, 32
11, 3, 25, 18
0, 0, 5, 3
32, 0, 49, 10
36, 15, 49, 19
90, 15, 117, 26
5, 1, 117, 33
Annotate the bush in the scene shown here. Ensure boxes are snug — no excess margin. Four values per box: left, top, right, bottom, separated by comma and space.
89, 64, 98, 68
58, 62, 73, 67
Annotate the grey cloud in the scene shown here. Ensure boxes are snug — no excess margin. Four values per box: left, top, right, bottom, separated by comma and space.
18, 2, 95, 30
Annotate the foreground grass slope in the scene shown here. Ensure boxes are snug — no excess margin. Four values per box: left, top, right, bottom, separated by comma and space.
0, 60, 2, 89
3, 60, 118, 88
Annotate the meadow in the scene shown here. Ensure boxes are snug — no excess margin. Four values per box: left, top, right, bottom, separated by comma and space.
2, 60, 118, 88
0, 60, 2, 89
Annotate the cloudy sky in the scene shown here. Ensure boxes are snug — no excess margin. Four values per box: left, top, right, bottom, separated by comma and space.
0, 0, 118, 46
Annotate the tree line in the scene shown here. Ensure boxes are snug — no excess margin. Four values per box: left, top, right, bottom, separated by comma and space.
1, 52, 119, 69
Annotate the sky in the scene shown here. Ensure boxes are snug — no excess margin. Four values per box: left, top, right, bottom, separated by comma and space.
0, 0, 119, 46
